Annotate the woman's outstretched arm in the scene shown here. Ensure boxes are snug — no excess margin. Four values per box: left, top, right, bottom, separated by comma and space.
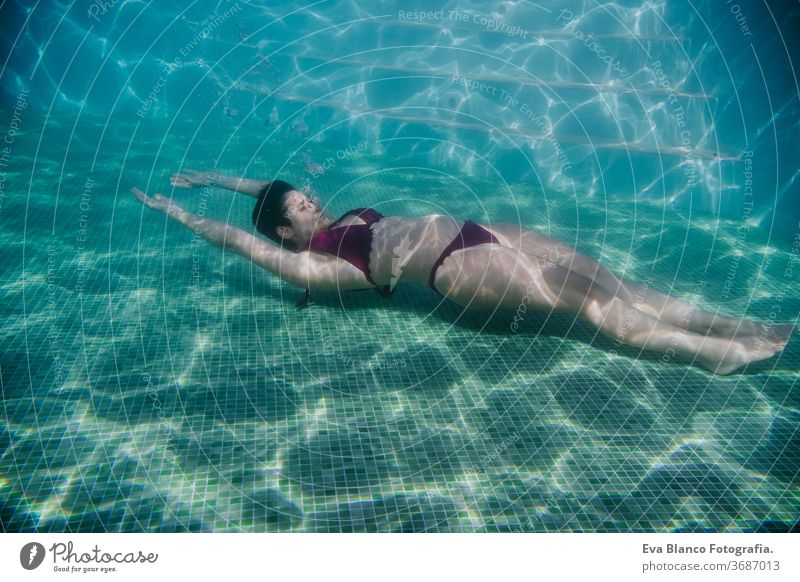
130, 187, 364, 293
170, 169, 267, 198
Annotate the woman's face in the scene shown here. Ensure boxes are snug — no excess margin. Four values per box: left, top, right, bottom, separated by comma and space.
281, 190, 329, 243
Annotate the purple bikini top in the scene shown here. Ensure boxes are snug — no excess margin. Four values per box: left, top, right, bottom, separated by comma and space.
307, 208, 384, 285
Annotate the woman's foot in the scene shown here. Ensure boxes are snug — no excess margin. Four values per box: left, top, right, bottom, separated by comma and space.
757, 322, 796, 347
699, 326, 793, 375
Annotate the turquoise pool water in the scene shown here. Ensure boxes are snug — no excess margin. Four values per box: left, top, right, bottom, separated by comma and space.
1, 0, 799, 532
1, 114, 798, 532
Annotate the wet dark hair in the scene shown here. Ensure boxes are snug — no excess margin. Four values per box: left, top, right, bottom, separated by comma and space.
252, 180, 298, 251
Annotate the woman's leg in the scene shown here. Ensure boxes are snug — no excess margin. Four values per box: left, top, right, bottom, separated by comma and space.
552, 250, 766, 338
531, 260, 786, 374
434, 243, 786, 374
487, 223, 771, 338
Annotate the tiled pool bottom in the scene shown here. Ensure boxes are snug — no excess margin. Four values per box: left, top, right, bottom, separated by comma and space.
4, 262, 798, 532
3, 319, 798, 532
1, 131, 799, 532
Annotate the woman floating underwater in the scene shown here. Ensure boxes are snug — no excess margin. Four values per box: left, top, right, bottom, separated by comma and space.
131, 171, 794, 375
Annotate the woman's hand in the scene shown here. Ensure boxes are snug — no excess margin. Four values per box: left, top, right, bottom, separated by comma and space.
130, 187, 186, 221
170, 169, 213, 189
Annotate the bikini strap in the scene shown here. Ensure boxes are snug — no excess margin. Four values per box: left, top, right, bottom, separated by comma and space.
332, 208, 384, 227
295, 288, 312, 309
374, 284, 394, 299
355, 208, 384, 225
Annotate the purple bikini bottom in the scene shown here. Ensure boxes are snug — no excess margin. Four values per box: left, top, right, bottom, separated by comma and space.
428, 220, 501, 296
